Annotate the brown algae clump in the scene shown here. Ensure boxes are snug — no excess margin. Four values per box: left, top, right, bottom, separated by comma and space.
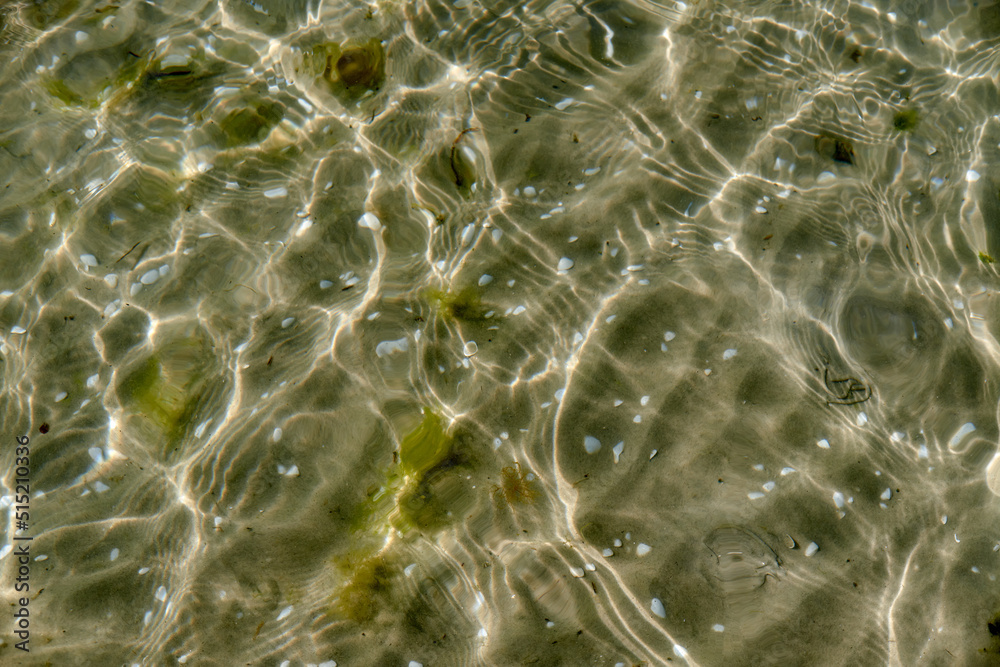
314, 38, 385, 98
814, 133, 855, 164
335, 45, 382, 87
493, 461, 538, 506
449, 128, 479, 193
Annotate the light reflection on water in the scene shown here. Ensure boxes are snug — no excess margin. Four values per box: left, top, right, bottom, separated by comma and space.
1, 0, 1000, 664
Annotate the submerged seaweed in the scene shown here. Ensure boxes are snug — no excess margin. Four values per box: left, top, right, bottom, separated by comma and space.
892, 107, 920, 132
492, 461, 537, 507
315, 38, 386, 100
426, 287, 491, 323
331, 552, 396, 623
217, 101, 284, 147
814, 133, 855, 165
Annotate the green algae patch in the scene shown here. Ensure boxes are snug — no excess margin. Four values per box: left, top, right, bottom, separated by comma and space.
892, 107, 920, 132
218, 101, 284, 147
399, 408, 451, 478
44, 46, 150, 110
330, 551, 397, 623
115, 330, 217, 457
426, 287, 490, 323
980, 251, 995, 265
45, 77, 88, 107
109, 51, 226, 124
397, 445, 474, 532
328, 416, 481, 622
347, 408, 478, 537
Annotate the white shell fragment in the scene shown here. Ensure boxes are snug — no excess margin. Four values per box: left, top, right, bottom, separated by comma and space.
375, 338, 408, 357
651, 597, 666, 618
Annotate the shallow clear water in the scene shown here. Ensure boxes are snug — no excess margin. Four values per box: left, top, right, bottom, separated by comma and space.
2, 0, 1000, 664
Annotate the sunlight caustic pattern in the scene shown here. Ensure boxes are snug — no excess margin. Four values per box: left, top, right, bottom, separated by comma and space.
1, 0, 1000, 664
